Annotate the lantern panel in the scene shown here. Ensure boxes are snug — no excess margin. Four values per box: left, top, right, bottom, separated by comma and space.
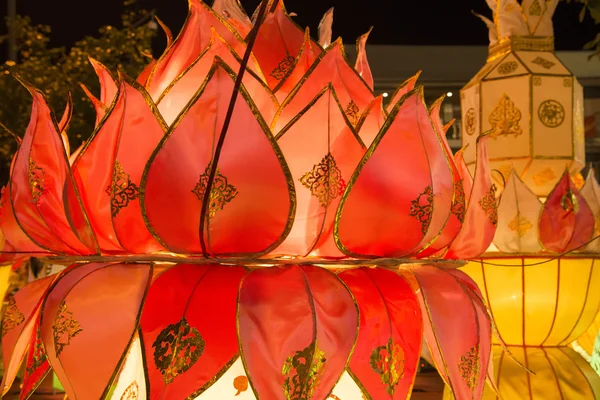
460, 85, 480, 165
519, 159, 579, 197
108, 335, 147, 400
484, 54, 528, 80
515, 51, 571, 76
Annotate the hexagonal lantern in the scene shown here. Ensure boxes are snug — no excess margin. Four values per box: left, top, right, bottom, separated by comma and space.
461, 0, 585, 197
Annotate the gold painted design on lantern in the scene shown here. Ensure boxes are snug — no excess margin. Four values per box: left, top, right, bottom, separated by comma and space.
120, 381, 139, 400
282, 340, 326, 400
345, 100, 360, 127
459, 346, 480, 391
479, 184, 498, 226
464, 108, 477, 136
529, 0, 542, 15
575, 100, 584, 145
410, 186, 434, 235
153, 317, 205, 385
532, 168, 557, 186
531, 56, 555, 69
489, 94, 523, 137
53, 300, 83, 357
560, 189, 579, 213
370, 338, 405, 395
192, 164, 238, 219
538, 100, 565, 128
505, 2, 515, 11
508, 213, 533, 238
451, 180, 466, 223
327, 395, 341, 400
26, 327, 47, 374
271, 53, 295, 80
106, 160, 140, 217
299, 153, 346, 208
563, 78, 573, 88
233, 375, 248, 396
2, 295, 24, 336
497, 61, 518, 75
533, 76, 542, 86
28, 158, 45, 204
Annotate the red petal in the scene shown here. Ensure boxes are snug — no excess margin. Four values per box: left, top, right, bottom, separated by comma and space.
212, 0, 253, 37
0, 184, 44, 253
137, 58, 157, 86
354, 28, 374, 91
141, 264, 246, 399
339, 268, 422, 399
143, 62, 294, 256
89, 58, 118, 107
40, 263, 152, 399
20, 319, 51, 400
80, 83, 108, 127
356, 95, 386, 148
385, 72, 421, 114
238, 265, 357, 399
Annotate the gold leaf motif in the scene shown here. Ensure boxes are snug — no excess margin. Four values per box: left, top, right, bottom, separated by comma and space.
271, 53, 295, 80
459, 346, 480, 391
299, 153, 346, 208
152, 317, 205, 385
532, 167, 557, 186
451, 180, 467, 224
345, 100, 360, 127
533, 76, 542, 86
538, 100, 565, 128
28, 158, 45, 204
529, 0, 542, 16
464, 108, 477, 136
26, 326, 47, 374
489, 94, 522, 137
53, 300, 83, 357
2, 295, 24, 336
369, 338, 405, 395
531, 56, 555, 69
409, 186, 434, 235
563, 78, 573, 88
508, 213, 533, 238
497, 61, 518, 75
233, 376, 248, 396
192, 164, 238, 219
479, 184, 498, 226
120, 381, 139, 400
560, 189, 579, 213
282, 340, 326, 400
106, 160, 140, 217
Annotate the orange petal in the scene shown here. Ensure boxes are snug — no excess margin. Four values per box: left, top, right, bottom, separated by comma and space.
11, 79, 97, 254
238, 265, 357, 399
339, 268, 422, 399
356, 95, 386, 147
89, 58, 118, 107
273, 39, 374, 134
58, 93, 72, 155
212, 0, 253, 37
273, 85, 365, 257
386, 71, 421, 114
40, 263, 152, 400
335, 88, 434, 257
539, 170, 594, 252
0, 184, 44, 253
156, 16, 174, 48
20, 319, 50, 400
446, 135, 496, 259
146, 0, 245, 100
136, 58, 156, 87
143, 62, 294, 256
454, 147, 473, 202
80, 83, 108, 126
354, 27, 374, 91
141, 264, 246, 398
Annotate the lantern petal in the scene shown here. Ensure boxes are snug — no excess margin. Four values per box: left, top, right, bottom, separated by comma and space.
80, 83, 108, 126
580, 169, 600, 252
354, 27, 374, 91
356, 95, 386, 148
146, 0, 245, 100
20, 319, 51, 400
335, 88, 434, 257
137, 58, 157, 87
89, 58, 118, 107
454, 147, 474, 201
156, 30, 273, 125
273, 39, 374, 134
106, 333, 147, 400
446, 134, 497, 259
539, 170, 594, 253
156, 16, 174, 48
57, 93, 72, 155
140, 264, 246, 399
338, 268, 422, 399
40, 263, 152, 400
494, 170, 543, 253
385, 71, 421, 114
238, 265, 358, 399
10, 78, 98, 254
143, 61, 295, 256
212, 0, 253, 37
317, 8, 334, 48
273, 85, 365, 257
1, 274, 56, 395
0, 184, 44, 253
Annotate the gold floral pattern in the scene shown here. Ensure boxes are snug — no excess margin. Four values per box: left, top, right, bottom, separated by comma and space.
564, 78, 573, 88
479, 184, 498, 226
451, 180, 467, 224
464, 108, 477, 136
370, 339, 405, 395
497, 61, 518, 75
409, 186, 434, 235
299, 153, 346, 208
2, 295, 24, 336
489, 94, 522, 137
529, 0, 542, 15
120, 381, 139, 400
271, 53, 295, 80
532, 168, 557, 186
192, 164, 238, 219
459, 346, 480, 391
28, 158, 45, 204
233, 375, 249, 396
538, 100, 565, 128
508, 213, 533, 238
53, 300, 83, 357
152, 317, 205, 385
345, 100, 360, 127
26, 327, 47, 374
531, 56, 555, 69
533, 76, 542, 86
282, 340, 326, 400
560, 189, 579, 213
106, 161, 140, 217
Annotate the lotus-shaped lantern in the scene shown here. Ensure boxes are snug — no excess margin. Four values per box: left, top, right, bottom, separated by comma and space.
1, 1, 503, 399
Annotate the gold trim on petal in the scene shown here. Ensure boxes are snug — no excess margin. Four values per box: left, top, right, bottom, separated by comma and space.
369, 338, 405, 396
107, 160, 141, 218
192, 163, 238, 219
282, 339, 327, 400
409, 186, 434, 235
28, 158, 45, 204
479, 184, 498, 226
458, 346, 480, 391
299, 153, 346, 208
52, 300, 83, 357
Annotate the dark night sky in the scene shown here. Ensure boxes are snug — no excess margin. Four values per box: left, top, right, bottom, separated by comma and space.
0, 0, 597, 59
